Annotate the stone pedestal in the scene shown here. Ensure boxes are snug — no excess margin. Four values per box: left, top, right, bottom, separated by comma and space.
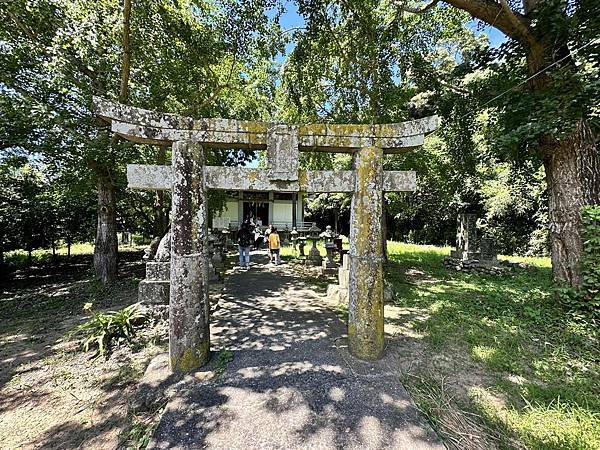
323, 242, 337, 269
139, 261, 170, 305
348, 147, 384, 360
169, 141, 210, 372
306, 239, 323, 266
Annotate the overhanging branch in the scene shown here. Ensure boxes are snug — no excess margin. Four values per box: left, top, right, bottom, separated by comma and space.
498, 0, 536, 45
394, 0, 440, 14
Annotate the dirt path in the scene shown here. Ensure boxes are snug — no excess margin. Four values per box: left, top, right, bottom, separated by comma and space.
148, 251, 442, 450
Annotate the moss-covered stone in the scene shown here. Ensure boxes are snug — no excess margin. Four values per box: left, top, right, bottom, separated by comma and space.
348, 146, 385, 360
171, 340, 210, 373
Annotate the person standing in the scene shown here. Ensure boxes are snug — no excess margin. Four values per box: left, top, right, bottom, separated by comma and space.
268, 226, 282, 265
264, 224, 272, 251
237, 222, 253, 269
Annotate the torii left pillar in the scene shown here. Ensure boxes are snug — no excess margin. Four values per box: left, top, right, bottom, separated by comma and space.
169, 141, 210, 372
348, 146, 385, 360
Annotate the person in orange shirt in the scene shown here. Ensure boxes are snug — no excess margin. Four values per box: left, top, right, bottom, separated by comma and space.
268, 226, 282, 265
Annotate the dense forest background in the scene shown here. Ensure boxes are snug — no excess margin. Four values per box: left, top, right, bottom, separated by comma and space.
1, 0, 598, 272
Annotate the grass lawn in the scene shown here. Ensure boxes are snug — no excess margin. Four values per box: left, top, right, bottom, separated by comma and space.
384, 242, 599, 450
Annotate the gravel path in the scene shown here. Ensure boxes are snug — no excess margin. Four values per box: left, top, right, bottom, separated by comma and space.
149, 251, 443, 450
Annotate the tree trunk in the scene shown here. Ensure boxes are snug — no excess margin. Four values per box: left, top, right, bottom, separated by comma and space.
382, 201, 388, 262
94, 174, 118, 284
91, 0, 130, 284
543, 120, 600, 287
67, 240, 71, 259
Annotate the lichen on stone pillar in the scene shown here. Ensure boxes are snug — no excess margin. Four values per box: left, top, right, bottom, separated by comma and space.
169, 141, 210, 372
348, 146, 385, 360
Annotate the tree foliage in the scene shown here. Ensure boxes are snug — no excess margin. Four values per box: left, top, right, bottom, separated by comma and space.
0, 0, 285, 268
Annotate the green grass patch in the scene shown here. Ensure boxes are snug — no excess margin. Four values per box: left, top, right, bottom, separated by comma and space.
386, 241, 599, 449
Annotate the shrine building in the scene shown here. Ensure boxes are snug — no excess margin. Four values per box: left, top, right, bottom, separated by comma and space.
212, 190, 308, 230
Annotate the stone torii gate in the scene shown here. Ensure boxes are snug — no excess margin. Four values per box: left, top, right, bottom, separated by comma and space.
94, 97, 437, 372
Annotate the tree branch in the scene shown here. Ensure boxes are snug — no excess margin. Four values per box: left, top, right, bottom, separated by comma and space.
439, 79, 471, 95
394, 0, 440, 14
5, 8, 104, 93
498, 0, 536, 45
396, 0, 535, 46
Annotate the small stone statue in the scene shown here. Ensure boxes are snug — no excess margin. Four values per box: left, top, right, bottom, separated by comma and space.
143, 236, 161, 261
155, 230, 171, 261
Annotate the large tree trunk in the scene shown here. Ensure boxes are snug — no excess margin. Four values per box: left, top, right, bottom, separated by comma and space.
543, 120, 600, 286
94, 174, 118, 284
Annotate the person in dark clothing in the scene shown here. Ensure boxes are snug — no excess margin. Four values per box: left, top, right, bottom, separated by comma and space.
237, 222, 253, 268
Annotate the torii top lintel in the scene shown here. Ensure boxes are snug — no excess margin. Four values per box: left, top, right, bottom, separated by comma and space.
93, 97, 438, 154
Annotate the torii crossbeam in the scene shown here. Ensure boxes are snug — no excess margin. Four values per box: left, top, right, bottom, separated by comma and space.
94, 97, 437, 371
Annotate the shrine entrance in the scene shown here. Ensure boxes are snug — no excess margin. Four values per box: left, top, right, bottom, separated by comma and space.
94, 97, 437, 372
242, 200, 269, 225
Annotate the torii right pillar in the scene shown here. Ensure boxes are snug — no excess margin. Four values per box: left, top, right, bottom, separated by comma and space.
348, 146, 385, 360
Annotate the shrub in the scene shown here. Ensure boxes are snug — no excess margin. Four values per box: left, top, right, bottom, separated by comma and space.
580, 206, 600, 309
132, 234, 151, 246
72, 303, 146, 355
560, 206, 600, 319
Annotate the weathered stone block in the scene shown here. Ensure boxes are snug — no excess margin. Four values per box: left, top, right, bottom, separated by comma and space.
339, 267, 350, 290
169, 142, 210, 373
139, 279, 170, 305
480, 237, 497, 261
146, 261, 170, 281
267, 125, 299, 181
348, 146, 385, 361
326, 284, 349, 305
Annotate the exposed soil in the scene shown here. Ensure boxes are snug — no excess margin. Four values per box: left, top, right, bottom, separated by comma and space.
0, 252, 167, 450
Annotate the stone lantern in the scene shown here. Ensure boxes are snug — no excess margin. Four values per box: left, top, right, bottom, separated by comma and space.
298, 236, 307, 257
211, 230, 224, 271
221, 228, 230, 250
306, 223, 323, 266
207, 229, 216, 254
290, 227, 299, 251
321, 225, 337, 269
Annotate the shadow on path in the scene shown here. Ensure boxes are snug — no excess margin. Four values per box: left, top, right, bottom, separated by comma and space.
149, 251, 442, 450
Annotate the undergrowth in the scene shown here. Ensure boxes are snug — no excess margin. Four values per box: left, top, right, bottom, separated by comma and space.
71, 302, 146, 356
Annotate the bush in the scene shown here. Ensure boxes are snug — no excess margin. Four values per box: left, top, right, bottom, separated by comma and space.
132, 234, 151, 246
561, 206, 600, 319
580, 206, 600, 309
72, 303, 146, 355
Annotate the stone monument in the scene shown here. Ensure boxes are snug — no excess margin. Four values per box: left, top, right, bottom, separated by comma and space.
444, 214, 508, 274
306, 224, 323, 266
139, 230, 171, 306
450, 213, 480, 260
